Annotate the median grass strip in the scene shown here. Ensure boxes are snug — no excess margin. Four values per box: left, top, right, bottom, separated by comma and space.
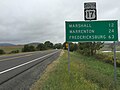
31, 50, 120, 90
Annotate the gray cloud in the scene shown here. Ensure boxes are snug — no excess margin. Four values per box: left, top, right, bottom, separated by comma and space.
0, 0, 120, 44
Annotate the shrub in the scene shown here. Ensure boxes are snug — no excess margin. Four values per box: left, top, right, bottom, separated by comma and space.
0, 49, 5, 54
9, 50, 19, 54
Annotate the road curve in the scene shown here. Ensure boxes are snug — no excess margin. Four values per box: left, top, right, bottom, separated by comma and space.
0, 49, 61, 89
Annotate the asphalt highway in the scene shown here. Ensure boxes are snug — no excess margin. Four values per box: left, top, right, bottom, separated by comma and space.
0, 49, 61, 89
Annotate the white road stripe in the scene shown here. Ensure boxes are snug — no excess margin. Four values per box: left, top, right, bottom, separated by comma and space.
0, 51, 59, 75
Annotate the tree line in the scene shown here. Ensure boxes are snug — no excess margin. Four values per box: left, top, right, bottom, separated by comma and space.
22, 41, 63, 52
0, 41, 62, 55
0, 41, 104, 56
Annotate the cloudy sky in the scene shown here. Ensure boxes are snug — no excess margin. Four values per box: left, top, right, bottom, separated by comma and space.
0, 0, 119, 44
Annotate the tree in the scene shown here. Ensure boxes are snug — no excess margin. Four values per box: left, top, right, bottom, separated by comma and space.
53, 43, 62, 49
63, 42, 68, 50
63, 42, 78, 52
22, 45, 35, 52
44, 41, 53, 49
36, 43, 46, 51
73, 43, 78, 51
0, 49, 5, 54
69, 43, 74, 52
78, 42, 104, 56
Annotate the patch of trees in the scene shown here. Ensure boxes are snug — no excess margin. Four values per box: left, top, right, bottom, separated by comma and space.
78, 42, 104, 56
63, 42, 104, 56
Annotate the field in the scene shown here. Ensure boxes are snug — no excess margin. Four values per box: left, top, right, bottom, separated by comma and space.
0, 45, 24, 53
31, 50, 120, 90
100, 44, 120, 51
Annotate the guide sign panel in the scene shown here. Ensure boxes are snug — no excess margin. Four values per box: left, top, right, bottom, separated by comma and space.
66, 20, 118, 42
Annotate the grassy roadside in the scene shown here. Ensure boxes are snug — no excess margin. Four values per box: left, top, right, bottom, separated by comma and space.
30, 50, 120, 90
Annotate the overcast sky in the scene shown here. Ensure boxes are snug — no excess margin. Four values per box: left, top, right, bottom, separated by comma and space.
0, 0, 119, 44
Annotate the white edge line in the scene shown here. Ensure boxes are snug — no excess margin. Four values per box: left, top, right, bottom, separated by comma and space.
0, 51, 59, 75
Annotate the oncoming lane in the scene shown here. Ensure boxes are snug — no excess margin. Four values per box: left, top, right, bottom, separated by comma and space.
0, 50, 60, 85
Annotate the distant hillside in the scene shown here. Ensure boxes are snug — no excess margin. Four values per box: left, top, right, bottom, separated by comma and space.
0, 43, 15, 46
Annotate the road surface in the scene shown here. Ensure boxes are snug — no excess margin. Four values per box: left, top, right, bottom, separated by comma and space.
0, 49, 61, 90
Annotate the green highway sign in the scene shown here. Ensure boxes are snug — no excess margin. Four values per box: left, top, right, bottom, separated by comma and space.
65, 20, 118, 42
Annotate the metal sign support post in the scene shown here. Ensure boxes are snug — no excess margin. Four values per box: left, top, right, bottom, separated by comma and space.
68, 43, 70, 74
113, 41, 117, 83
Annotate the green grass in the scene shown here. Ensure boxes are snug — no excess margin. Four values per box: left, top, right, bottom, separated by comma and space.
31, 51, 120, 90
0, 45, 23, 53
